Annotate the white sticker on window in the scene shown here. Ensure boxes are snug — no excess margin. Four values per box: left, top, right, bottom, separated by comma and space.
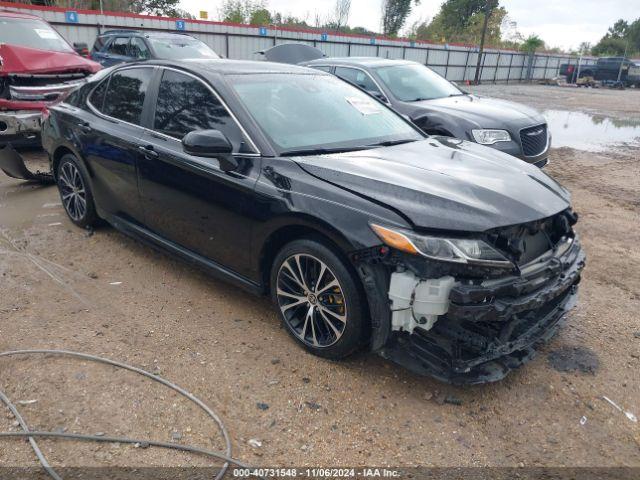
346, 96, 382, 115
34, 29, 59, 40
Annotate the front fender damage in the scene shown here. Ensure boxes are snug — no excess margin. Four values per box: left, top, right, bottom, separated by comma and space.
352, 233, 586, 385
0, 144, 54, 184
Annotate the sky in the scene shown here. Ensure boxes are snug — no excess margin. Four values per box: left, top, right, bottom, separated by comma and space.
179, 0, 640, 51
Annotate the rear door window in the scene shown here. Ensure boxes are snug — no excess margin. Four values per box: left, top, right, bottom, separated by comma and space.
107, 37, 130, 56
102, 68, 153, 125
88, 79, 109, 111
152, 69, 245, 149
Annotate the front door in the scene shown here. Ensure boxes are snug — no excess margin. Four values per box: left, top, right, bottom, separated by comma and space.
136, 68, 262, 278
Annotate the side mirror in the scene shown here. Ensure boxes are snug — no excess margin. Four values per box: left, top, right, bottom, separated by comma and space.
182, 129, 238, 172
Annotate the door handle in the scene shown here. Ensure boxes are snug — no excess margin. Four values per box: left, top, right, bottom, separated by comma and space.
77, 122, 92, 133
138, 145, 159, 159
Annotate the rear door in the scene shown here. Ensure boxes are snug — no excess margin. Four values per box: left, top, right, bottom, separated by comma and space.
136, 68, 262, 277
80, 66, 155, 223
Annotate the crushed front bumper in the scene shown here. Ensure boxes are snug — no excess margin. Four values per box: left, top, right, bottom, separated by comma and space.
379, 241, 586, 384
0, 110, 42, 146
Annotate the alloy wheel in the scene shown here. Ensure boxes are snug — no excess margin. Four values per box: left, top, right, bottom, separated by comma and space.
276, 254, 348, 348
59, 161, 87, 222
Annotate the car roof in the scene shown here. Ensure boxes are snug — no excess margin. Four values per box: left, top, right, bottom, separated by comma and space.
99, 30, 194, 39
305, 57, 414, 68
139, 59, 326, 76
0, 8, 45, 20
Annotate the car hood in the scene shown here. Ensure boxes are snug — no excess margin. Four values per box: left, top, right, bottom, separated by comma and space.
406, 94, 544, 128
292, 138, 570, 232
0, 44, 101, 75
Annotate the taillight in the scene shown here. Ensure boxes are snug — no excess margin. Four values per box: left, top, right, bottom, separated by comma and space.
41, 107, 50, 122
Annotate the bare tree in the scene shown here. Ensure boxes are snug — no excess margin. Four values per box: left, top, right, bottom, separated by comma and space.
327, 0, 351, 31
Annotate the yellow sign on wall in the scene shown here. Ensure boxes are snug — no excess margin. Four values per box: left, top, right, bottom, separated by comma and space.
199, 11, 208, 20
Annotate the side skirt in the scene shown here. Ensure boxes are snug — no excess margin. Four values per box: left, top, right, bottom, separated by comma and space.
101, 211, 264, 296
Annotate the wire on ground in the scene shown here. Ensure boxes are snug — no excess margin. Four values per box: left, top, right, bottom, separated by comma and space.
0, 349, 260, 479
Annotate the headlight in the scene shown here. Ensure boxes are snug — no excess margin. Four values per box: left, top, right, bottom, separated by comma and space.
370, 224, 512, 268
471, 129, 511, 145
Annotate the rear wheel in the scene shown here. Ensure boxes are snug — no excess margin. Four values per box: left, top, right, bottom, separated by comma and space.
271, 238, 366, 359
56, 154, 98, 228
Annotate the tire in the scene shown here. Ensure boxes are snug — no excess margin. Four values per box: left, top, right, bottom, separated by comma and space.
56, 153, 99, 228
270, 238, 367, 360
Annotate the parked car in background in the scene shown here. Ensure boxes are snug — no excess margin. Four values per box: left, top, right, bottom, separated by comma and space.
302, 57, 551, 167
91, 30, 220, 67
39, 59, 584, 384
560, 56, 638, 86
0, 8, 101, 147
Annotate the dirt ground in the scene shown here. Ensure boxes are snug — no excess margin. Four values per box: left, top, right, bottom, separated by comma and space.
0, 84, 639, 474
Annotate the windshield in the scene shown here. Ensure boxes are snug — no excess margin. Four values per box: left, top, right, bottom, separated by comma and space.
229, 73, 422, 154
376, 63, 463, 102
147, 36, 219, 59
0, 17, 73, 53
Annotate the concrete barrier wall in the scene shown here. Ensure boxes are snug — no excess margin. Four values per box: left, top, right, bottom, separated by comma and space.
0, 1, 596, 83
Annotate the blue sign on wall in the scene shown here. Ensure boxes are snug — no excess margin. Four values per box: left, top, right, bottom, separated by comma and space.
321, 32, 328, 41
259, 27, 268, 36
65, 11, 79, 23
175, 20, 186, 31
370, 37, 376, 45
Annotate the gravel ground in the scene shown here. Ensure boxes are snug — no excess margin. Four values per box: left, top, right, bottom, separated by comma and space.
0, 84, 639, 473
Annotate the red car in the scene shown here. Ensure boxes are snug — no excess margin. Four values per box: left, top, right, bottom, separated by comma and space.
0, 9, 101, 147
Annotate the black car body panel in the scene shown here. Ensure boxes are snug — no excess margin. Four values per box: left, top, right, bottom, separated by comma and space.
302, 57, 550, 165
293, 137, 568, 231
38, 59, 585, 384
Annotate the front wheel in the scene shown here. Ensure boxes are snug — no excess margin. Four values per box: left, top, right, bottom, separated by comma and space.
270, 238, 367, 359
56, 154, 98, 228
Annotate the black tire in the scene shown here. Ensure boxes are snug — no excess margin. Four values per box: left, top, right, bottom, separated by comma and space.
56, 153, 98, 228
270, 238, 367, 360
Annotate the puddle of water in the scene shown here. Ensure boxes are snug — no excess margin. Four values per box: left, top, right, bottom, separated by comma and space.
543, 109, 640, 152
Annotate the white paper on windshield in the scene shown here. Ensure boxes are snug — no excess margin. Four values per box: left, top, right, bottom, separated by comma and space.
35, 29, 59, 40
346, 96, 382, 115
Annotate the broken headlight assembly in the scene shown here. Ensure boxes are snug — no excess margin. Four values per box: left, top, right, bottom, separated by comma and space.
471, 129, 511, 145
370, 223, 512, 268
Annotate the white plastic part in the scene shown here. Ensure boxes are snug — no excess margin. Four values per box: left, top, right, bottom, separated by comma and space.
388, 271, 456, 334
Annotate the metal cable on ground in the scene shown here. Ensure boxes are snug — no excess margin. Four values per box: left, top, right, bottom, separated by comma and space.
0, 349, 257, 480
0, 390, 62, 480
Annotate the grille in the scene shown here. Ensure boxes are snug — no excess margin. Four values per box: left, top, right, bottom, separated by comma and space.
520, 124, 548, 157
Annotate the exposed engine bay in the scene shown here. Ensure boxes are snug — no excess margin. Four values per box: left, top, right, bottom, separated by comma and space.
354, 208, 586, 384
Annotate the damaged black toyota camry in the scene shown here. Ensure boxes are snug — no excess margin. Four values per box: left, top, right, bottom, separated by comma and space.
37, 59, 585, 384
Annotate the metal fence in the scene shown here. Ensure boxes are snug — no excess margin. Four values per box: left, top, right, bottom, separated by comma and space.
0, 1, 596, 83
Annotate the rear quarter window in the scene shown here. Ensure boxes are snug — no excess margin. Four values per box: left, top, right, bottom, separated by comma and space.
92, 36, 106, 52
102, 68, 153, 125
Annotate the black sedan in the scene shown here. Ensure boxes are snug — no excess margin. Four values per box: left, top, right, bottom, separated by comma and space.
39, 59, 584, 384
302, 57, 551, 167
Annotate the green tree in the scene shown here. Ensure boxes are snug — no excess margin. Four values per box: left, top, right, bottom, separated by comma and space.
592, 17, 640, 57
414, 0, 504, 45
381, 0, 420, 37
249, 8, 272, 25
591, 37, 628, 56
520, 34, 545, 53
219, 0, 268, 24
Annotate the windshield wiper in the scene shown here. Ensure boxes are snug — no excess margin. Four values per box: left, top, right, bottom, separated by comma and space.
365, 139, 417, 148
280, 146, 371, 157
